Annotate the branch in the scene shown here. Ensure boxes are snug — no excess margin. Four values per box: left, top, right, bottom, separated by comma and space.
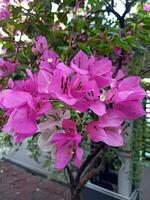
66, 166, 74, 185
122, 0, 136, 19
79, 157, 106, 189
139, 66, 150, 76
80, 146, 105, 178
111, 0, 137, 77
106, 6, 122, 22
111, 0, 114, 7
113, 49, 125, 78
75, 143, 104, 184
72, 152, 107, 200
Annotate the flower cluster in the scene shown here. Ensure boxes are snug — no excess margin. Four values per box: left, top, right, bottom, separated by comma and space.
143, 4, 150, 12
0, 36, 146, 169
0, 0, 10, 20
0, 58, 18, 79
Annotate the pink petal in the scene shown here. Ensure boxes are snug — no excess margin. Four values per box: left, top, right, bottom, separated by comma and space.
99, 109, 125, 127
55, 143, 73, 169
73, 100, 89, 112
71, 62, 88, 75
89, 101, 106, 116
71, 50, 89, 72
103, 130, 123, 147
114, 101, 146, 120
118, 76, 140, 90
62, 119, 77, 134
56, 62, 73, 75
37, 70, 52, 93
74, 146, 84, 168
13, 106, 37, 134
90, 58, 112, 76
36, 101, 52, 116
3, 109, 16, 133
87, 121, 107, 142
0, 90, 34, 109
94, 75, 111, 89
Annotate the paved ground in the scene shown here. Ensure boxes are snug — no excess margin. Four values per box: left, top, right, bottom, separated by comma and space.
0, 160, 69, 200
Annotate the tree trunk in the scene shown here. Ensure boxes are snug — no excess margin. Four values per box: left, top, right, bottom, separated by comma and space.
70, 187, 81, 200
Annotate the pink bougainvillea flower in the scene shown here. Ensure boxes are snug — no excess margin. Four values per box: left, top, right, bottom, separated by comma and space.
38, 61, 73, 94
126, 31, 132, 36
71, 50, 89, 75
0, 58, 18, 79
39, 49, 59, 72
51, 119, 83, 169
89, 56, 112, 89
114, 46, 121, 55
69, 74, 96, 98
72, 81, 106, 116
105, 72, 146, 119
49, 68, 77, 105
143, 4, 150, 12
37, 50, 59, 93
0, 0, 10, 20
71, 50, 112, 88
32, 36, 48, 54
37, 69, 53, 94
87, 109, 125, 146
113, 76, 146, 103
114, 101, 146, 120
49, 66, 106, 115
3, 105, 37, 143
38, 109, 70, 152
0, 70, 52, 143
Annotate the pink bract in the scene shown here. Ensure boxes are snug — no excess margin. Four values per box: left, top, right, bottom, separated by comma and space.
143, 4, 150, 12
0, 70, 52, 143
38, 109, 70, 152
51, 119, 83, 169
71, 50, 112, 89
87, 109, 124, 146
0, 59, 18, 79
39, 49, 59, 72
105, 70, 146, 119
32, 36, 49, 54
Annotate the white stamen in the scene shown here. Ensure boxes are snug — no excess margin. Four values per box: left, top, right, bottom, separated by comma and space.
47, 58, 53, 63
100, 94, 106, 102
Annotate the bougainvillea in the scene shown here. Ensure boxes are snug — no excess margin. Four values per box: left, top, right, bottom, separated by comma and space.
143, 4, 150, 11
0, 35, 146, 168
